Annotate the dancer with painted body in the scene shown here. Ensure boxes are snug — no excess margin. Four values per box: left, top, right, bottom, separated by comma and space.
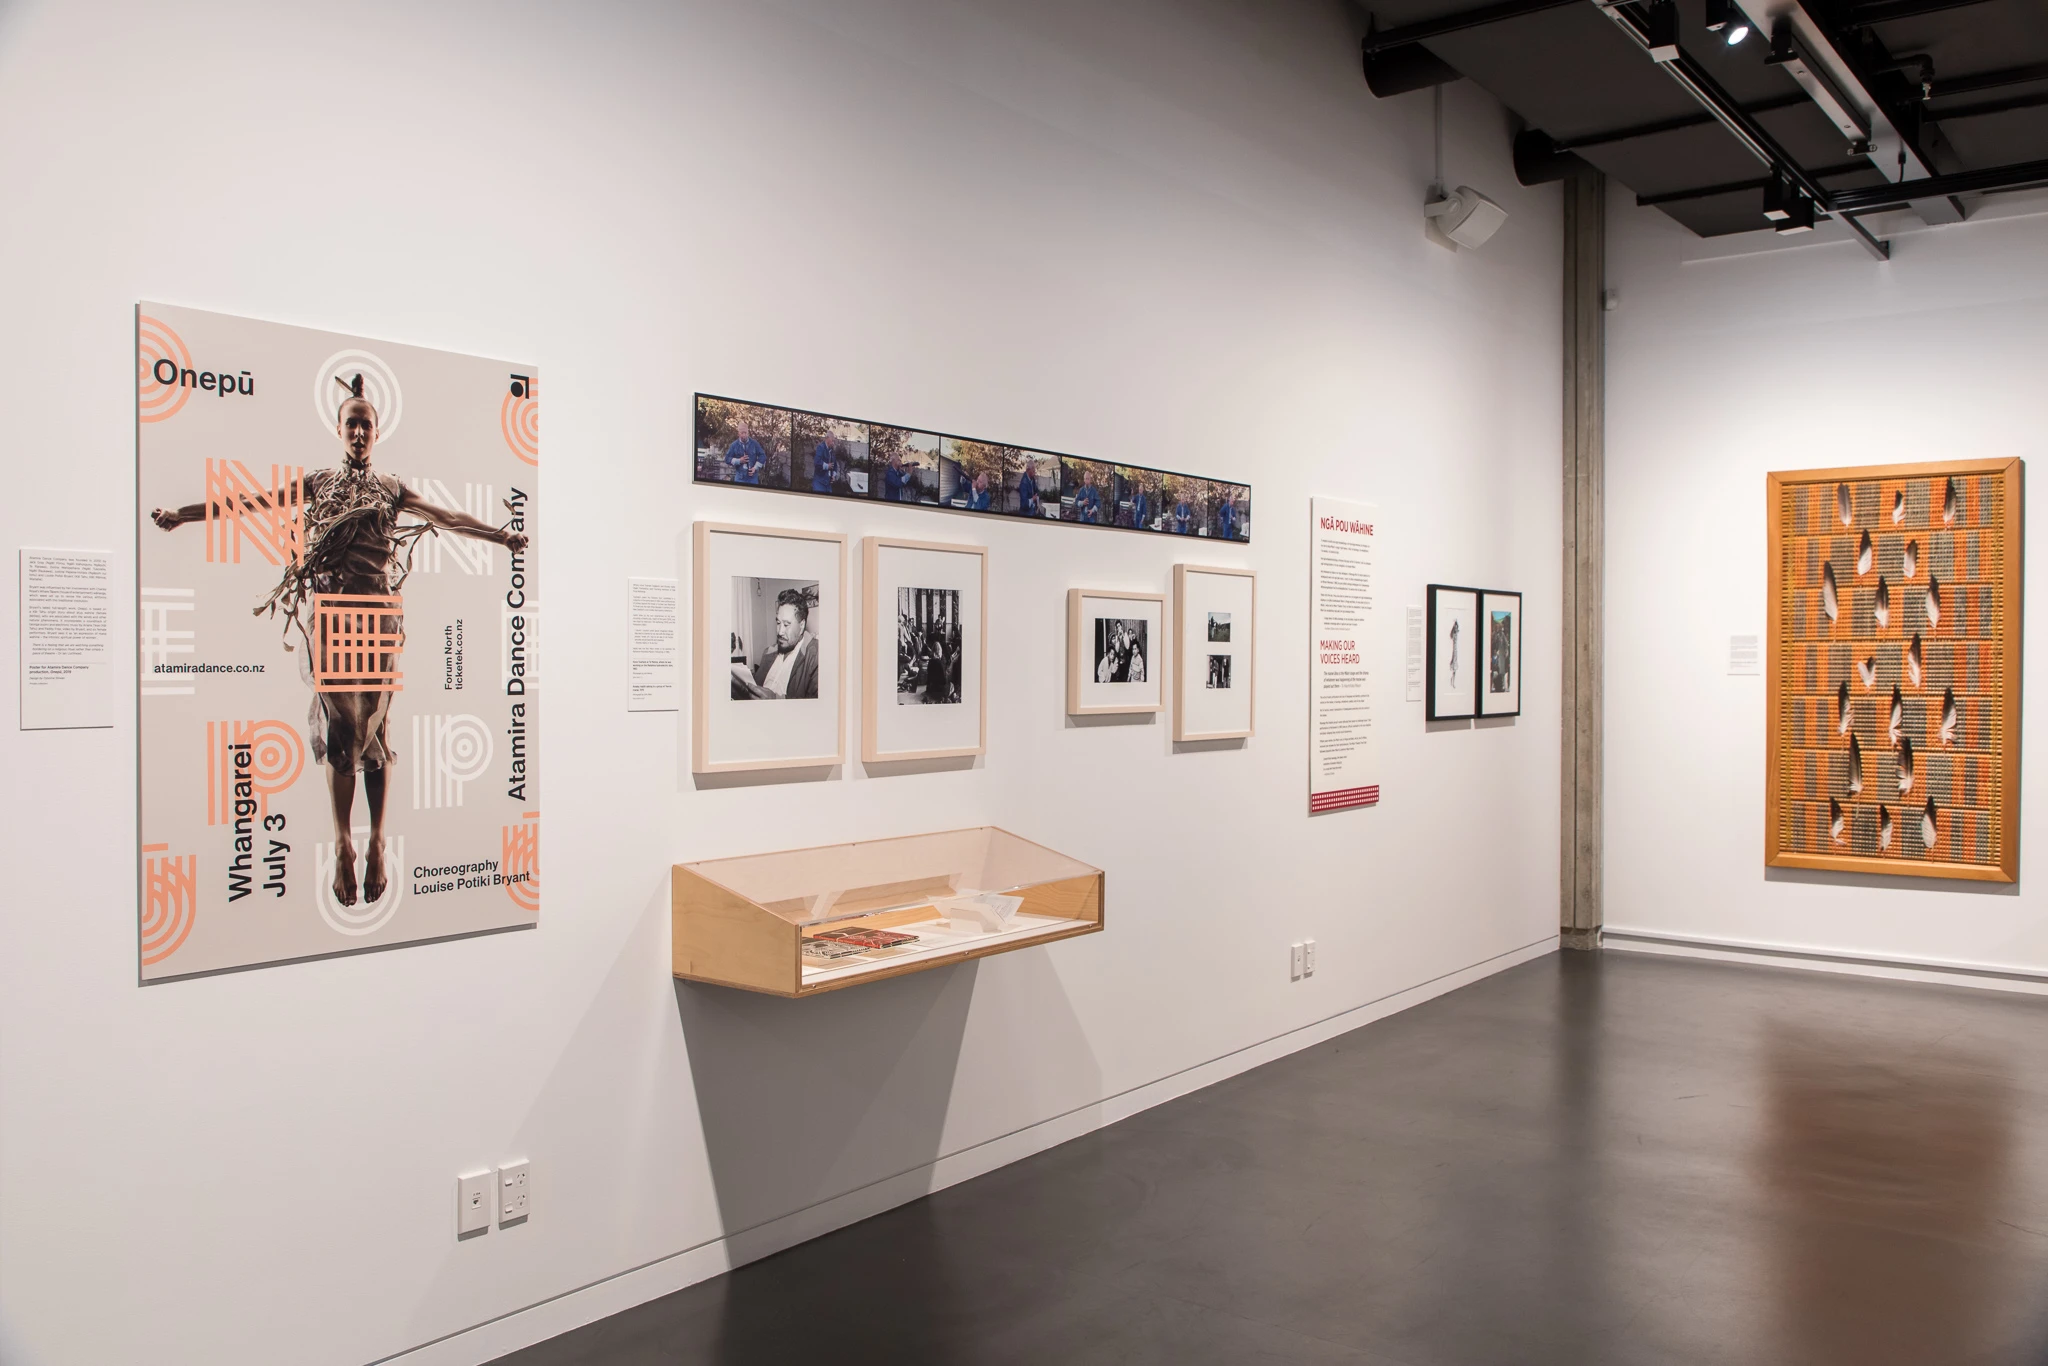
150, 375, 528, 907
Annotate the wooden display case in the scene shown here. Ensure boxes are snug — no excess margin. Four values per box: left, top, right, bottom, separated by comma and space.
672, 827, 1103, 997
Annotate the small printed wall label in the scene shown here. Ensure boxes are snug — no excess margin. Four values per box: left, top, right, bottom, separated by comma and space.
1728, 634, 1760, 676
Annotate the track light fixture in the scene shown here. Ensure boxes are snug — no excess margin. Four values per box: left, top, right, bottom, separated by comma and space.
1762, 170, 1816, 234
1764, 15, 1796, 66
1644, 0, 1680, 63
1762, 169, 1795, 222
1704, 0, 1751, 46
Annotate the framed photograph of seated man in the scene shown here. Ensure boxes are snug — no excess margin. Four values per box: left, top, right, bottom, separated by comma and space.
1477, 589, 1522, 718
1067, 589, 1165, 717
692, 522, 846, 774
1173, 564, 1255, 741
862, 536, 987, 763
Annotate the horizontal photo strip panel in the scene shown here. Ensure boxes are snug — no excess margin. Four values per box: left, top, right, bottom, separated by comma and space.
694, 394, 1251, 543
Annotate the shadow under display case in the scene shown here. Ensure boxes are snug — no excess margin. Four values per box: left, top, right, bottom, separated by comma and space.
672, 827, 1103, 997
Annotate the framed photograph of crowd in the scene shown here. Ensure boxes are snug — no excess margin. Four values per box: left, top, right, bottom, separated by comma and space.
692, 521, 846, 774
862, 536, 987, 763
1173, 564, 1255, 741
694, 393, 1249, 542
1425, 584, 1479, 722
1766, 458, 2023, 882
1068, 589, 1165, 717
1477, 589, 1522, 718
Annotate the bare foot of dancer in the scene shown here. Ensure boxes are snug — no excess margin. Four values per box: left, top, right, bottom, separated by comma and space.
363, 835, 388, 904
333, 837, 359, 906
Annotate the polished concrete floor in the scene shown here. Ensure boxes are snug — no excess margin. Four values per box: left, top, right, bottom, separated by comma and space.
494, 950, 2048, 1365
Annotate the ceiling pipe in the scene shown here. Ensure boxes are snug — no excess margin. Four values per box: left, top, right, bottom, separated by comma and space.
1364, 39, 1462, 97
1362, 0, 1579, 53
1513, 130, 1597, 185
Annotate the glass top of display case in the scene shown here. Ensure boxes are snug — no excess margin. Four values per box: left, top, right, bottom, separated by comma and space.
679, 826, 1097, 929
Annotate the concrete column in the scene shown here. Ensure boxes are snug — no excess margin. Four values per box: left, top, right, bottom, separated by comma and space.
1560, 169, 1604, 951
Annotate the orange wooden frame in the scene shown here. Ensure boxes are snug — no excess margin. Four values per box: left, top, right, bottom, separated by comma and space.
1764, 458, 2023, 882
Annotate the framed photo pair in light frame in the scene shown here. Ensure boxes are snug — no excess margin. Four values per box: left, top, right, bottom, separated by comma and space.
1067, 590, 1165, 716
862, 536, 987, 763
693, 522, 846, 774
1173, 564, 1254, 741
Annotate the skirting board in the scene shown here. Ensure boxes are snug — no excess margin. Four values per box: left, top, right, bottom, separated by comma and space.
1604, 925, 2048, 996
376, 933, 1559, 1366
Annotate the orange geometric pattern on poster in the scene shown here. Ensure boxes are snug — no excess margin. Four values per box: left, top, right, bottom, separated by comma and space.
206, 719, 307, 823
311, 594, 404, 693
138, 316, 194, 424
501, 374, 539, 466
204, 460, 304, 567
502, 812, 539, 912
141, 844, 198, 966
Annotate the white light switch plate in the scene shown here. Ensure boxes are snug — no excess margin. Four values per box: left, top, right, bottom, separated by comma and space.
1289, 942, 1304, 980
498, 1159, 531, 1227
1303, 939, 1318, 976
457, 1170, 493, 1238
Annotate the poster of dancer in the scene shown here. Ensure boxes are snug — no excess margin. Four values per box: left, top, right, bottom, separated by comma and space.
136, 303, 540, 980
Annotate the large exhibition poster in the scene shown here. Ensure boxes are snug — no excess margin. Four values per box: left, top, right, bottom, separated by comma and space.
1309, 497, 1378, 813
136, 303, 540, 980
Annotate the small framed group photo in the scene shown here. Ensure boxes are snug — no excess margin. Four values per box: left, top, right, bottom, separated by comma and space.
1478, 589, 1522, 717
862, 536, 987, 763
692, 522, 846, 774
1425, 584, 1479, 721
1172, 564, 1254, 741
1067, 589, 1164, 716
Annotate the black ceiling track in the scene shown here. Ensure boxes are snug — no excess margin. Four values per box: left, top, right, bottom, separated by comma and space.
1636, 162, 1869, 208
1928, 90, 2048, 123
1848, 0, 1997, 23
1831, 156, 2048, 213
1548, 94, 1811, 152
1931, 62, 2048, 100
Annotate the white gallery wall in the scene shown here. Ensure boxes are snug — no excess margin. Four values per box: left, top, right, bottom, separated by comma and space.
1605, 187, 2048, 974
0, 3, 1563, 1363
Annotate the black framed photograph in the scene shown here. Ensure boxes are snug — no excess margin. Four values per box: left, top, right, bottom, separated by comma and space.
1426, 584, 1480, 721
1478, 589, 1522, 718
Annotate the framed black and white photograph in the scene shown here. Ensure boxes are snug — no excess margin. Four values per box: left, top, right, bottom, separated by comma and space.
1067, 589, 1165, 716
1173, 564, 1255, 741
693, 522, 846, 774
1426, 584, 1479, 722
863, 536, 986, 762
1478, 589, 1522, 718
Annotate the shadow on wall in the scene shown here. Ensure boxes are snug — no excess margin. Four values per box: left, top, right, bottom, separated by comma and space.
674, 961, 978, 1257
1764, 1022, 2014, 1364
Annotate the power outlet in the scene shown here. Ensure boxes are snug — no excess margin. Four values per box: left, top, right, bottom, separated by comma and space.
1289, 942, 1304, 980
457, 1170, 493, 1239
498, 1159, 531, 1227
1303, 939, 1318, 976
